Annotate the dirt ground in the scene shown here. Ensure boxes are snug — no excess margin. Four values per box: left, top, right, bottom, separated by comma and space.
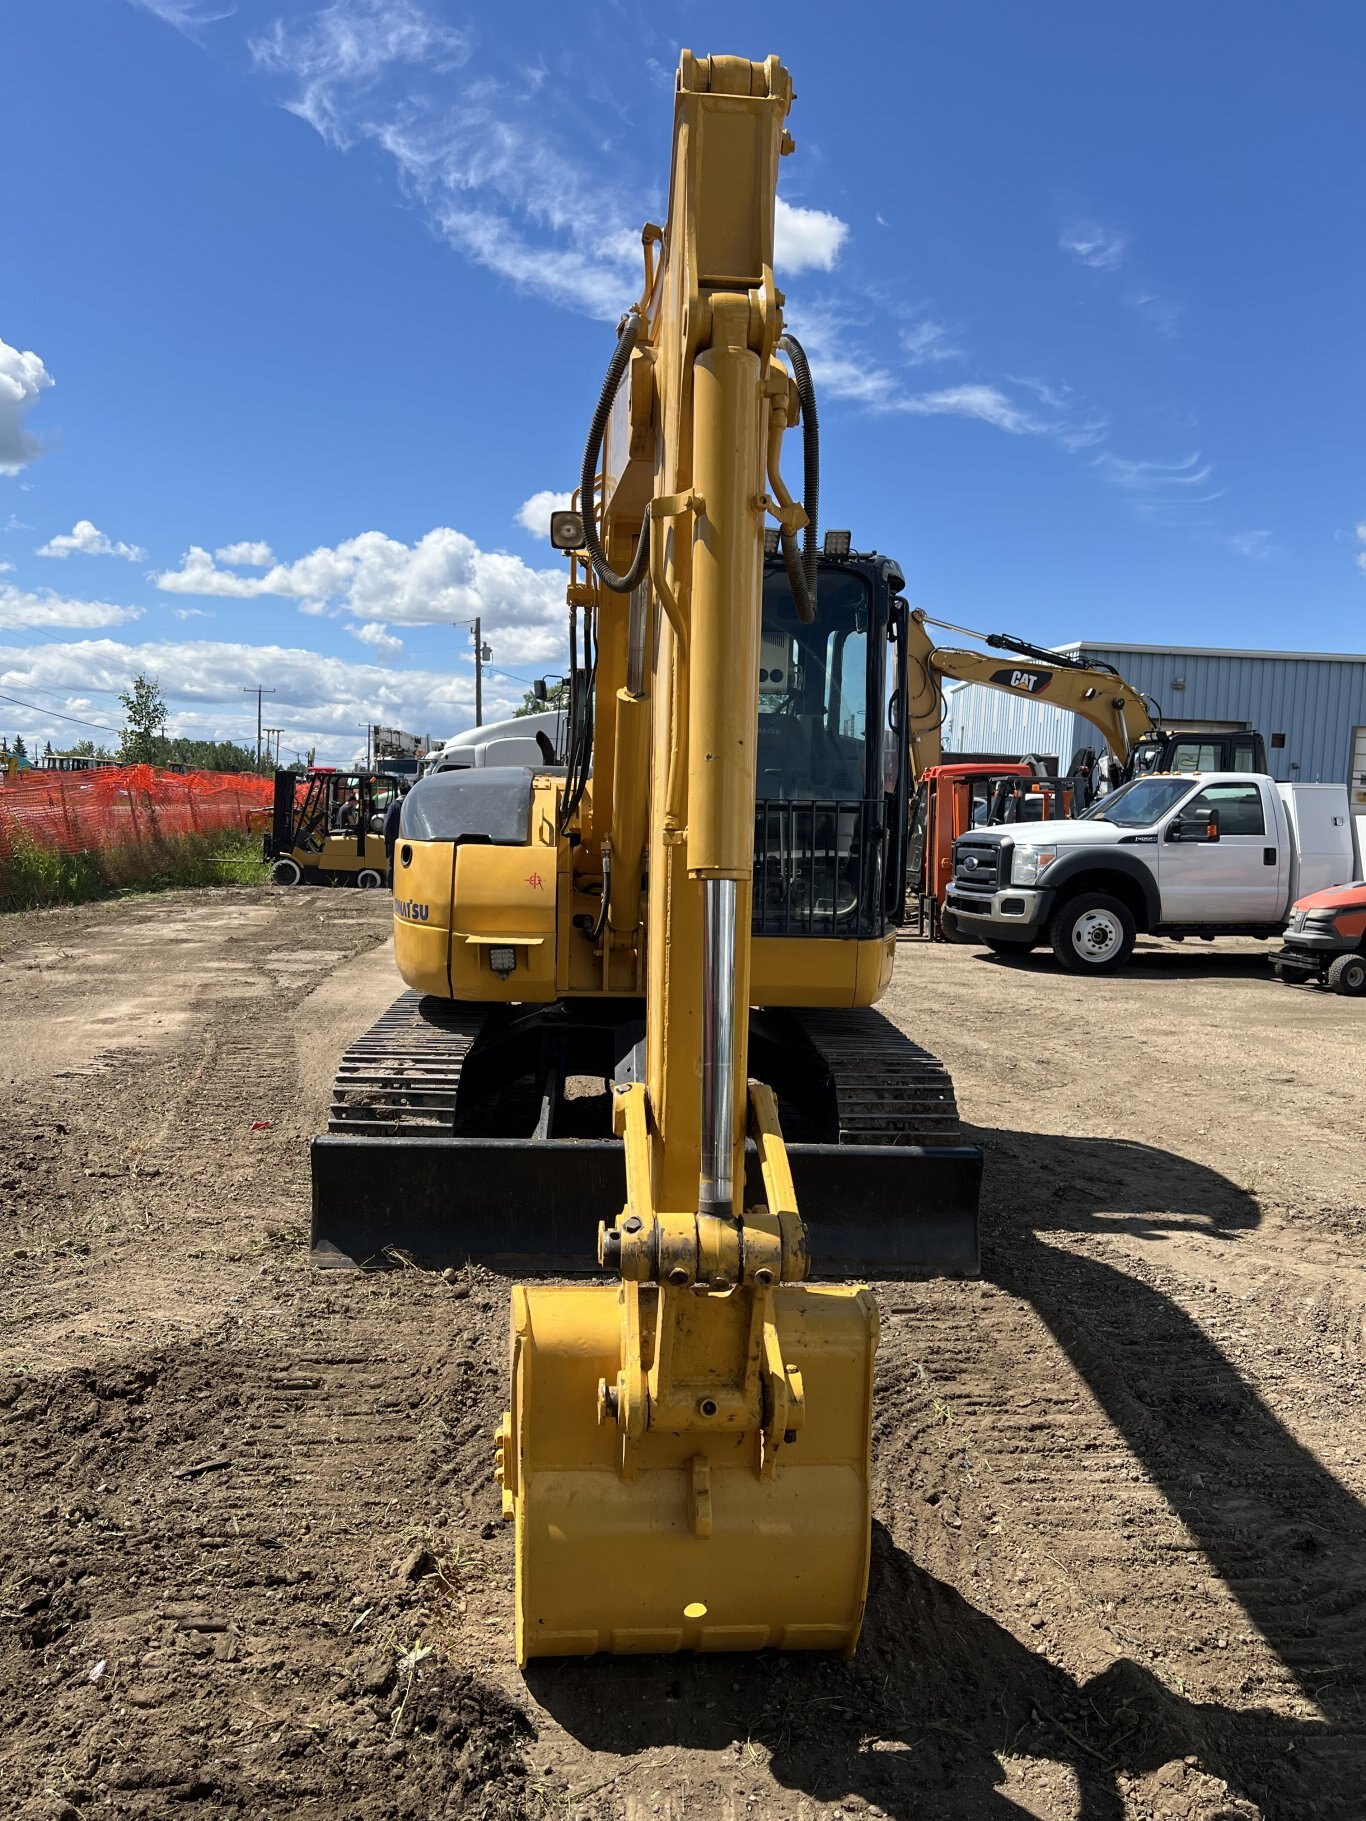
1, 888, 1363, 1821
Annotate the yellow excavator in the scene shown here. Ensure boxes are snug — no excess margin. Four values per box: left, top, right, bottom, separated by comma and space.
905, 610, 1266, 792
311, 51, 981, 1663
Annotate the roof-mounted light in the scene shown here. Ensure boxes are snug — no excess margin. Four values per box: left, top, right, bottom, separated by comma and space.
823, 529, 852, 558
549, 510, 586, 551
762, 527, 780, 557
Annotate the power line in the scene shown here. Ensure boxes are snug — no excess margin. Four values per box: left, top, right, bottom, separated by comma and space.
243, 683, 276, 767
0, 689, 120, 734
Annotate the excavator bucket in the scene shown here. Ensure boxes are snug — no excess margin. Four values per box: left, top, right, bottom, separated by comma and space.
499, 1281, 879, 1663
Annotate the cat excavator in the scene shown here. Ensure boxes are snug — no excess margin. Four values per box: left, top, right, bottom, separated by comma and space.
311, 50, 981, 1663
905, 610, 1266, 792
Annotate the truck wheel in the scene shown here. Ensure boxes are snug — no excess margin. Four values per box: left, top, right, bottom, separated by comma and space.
1049, 892, 1136, 975
269, 857, 302, 886
1327, 953, 1366, 996
355, 869, 385, 890
986, 937, 1035, 959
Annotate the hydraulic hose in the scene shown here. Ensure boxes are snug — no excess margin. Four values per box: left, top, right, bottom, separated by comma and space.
777, 332, 819, 623
579, 311, 651, 596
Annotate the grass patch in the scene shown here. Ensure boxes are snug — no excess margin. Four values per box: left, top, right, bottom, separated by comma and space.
0, 827, 268, 914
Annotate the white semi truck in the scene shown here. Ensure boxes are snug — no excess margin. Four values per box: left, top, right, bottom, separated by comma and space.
945, 772, 1365, 975
422, 708, 566, 776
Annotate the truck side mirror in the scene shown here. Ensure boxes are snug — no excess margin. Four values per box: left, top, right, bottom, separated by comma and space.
532, 678, 548, 703
1205, 812, 1220, 842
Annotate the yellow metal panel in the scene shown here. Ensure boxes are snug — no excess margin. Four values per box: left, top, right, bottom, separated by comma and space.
504, 1280, 877, 1664
450, 844, 557, 1001
392, 838, 454, 998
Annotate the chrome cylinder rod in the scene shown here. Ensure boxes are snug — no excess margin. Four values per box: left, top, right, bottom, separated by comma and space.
699, 877, 738, 1218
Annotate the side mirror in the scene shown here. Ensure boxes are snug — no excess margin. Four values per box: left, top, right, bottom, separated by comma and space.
532, 678, 548, 703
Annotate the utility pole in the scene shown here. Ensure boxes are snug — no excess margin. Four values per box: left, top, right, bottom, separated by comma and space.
455, 619, 492, 726
243, 684, 275, 768
263, 727, 284, 770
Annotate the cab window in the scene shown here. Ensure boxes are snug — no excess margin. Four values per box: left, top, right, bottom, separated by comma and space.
1184, 782, 1265, 835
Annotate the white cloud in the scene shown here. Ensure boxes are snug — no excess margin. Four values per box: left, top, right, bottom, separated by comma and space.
1127, 291, 1182, 341
1093, 451, 1218, 494
773, 197, 849, 273
0, 584, 142, 631
0, 635, 533, 765
154, 525, 567, 662
1093, 450, 1226, 525
125, 1, 234, 33
1354, 522, 1366, 577
214, 540, 274, 565
1224, 529, 1276, 561
900, 383, 1108, 451
0, 337, 55, 476
351, 620, 404, 659
173, 606, 214, 620
516, 490, 573, 538
899, 318, 961, 366
0, 561, 11, 574
1060, 220, 1128, 271
36, 519, 146, 562
249, 8, 849, 321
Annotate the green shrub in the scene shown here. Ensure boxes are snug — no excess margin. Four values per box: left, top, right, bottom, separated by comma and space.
0, 827, 268, 913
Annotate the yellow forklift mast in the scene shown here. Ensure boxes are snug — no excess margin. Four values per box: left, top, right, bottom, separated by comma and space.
311, 51, 982, 1663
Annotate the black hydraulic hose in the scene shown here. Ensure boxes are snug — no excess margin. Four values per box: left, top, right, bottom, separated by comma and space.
777, 332, 819, 623
579, 311, 651, 596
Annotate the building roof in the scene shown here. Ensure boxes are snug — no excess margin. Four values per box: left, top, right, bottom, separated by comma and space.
1050, 641, 1366, 665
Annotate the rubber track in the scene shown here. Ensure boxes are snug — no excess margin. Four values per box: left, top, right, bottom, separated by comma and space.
328, 991, 487, 1136
792, 1008, 965, 1147
329, 995, 964, 1150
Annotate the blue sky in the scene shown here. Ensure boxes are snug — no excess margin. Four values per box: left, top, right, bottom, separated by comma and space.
2, 0, 1363, 763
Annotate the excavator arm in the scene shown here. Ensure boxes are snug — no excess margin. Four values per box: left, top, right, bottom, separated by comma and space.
499, 51, 883, 1664
904, 606, 1155, 780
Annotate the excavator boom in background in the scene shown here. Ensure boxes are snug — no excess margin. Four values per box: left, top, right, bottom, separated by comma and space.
905, 609, 1267, 792
311, 50, 983, 1664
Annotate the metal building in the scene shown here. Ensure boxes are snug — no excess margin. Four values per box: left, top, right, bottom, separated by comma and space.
943, 642, 1366, 810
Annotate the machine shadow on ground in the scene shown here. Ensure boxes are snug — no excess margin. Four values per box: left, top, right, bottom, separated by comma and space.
968, 943, 1282, 982
527, 1129, 1366, 1820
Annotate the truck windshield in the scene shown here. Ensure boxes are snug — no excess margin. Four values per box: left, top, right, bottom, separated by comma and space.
1081, 777, 1195, 826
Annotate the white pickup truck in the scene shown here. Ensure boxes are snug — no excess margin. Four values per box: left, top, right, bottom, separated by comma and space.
945, 772, 1365, 974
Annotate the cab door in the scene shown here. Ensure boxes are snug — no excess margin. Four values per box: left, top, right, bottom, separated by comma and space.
1156, 782, 1286, 921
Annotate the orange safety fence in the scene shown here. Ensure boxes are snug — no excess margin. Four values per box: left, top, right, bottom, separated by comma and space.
0, 765, 274, 870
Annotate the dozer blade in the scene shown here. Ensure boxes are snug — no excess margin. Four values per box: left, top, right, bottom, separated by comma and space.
309, 1133, 981, 1277
501, 1281, 879, 1662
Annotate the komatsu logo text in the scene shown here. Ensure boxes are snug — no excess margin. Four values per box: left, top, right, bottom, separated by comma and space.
395, 899, 430, 923
989, 665, 1053, 695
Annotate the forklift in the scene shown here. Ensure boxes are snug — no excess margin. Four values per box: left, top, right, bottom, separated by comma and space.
263, 768, 406, 887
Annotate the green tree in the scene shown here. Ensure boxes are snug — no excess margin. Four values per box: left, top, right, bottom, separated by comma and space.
513, 681, 568, 717
68, 740, 115, 760
12, 734, 27, 760
118, 673, 169, 765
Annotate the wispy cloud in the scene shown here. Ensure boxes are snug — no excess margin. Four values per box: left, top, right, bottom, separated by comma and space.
899, 316, 962, 366
249, 3, 852, 320
173, 606, 215, 620
125, 0, 235, 34
1354, 522, 1366, 577
1060, 219, 1127, 271
1223, 529, 1276, 561
1094, 450, 1226, 524
1126, 290, 1182, 341
37, 519, 146, 562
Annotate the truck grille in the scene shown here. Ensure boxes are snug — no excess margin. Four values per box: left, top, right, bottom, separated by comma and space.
952, 842, 1002, 892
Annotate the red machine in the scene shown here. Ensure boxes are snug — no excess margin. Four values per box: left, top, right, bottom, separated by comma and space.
906, 762, 1078, 938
